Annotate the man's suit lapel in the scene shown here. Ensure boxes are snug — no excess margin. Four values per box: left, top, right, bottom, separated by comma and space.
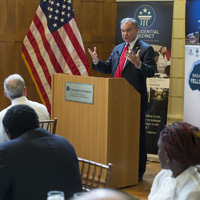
123, 39, 141, 71
133, 40, 141, 54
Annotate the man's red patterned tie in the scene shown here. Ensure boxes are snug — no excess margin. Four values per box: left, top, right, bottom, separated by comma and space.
114, 43, 129, 78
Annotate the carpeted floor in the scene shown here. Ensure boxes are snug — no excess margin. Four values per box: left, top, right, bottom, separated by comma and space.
118, 190, 140, 200
120, 161, 161, 200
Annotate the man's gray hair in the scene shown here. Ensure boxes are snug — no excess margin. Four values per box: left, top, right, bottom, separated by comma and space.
120, 18, 138, 29
4, 74, 25, 99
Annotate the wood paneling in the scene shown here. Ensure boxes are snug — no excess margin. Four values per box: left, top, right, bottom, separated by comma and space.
74, 0, 117, 77
0, 0, 117, 110
0, 0, 41, 110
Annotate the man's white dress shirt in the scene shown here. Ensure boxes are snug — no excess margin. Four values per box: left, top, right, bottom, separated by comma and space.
0, 96, 49, 143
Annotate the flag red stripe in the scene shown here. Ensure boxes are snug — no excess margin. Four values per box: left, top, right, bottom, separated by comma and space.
64, 22, 90, 74
26, 30, 51, 86
22, 44, 51, 113
52, 29, 81, 75
22, 2, 90, 115
34, 14, 64, 73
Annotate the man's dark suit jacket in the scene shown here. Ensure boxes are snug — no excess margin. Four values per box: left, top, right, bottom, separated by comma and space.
93, 39, 156, 112
0, 128, 82, 200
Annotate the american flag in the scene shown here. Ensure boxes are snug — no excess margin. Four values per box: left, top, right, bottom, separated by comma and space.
22, 0, 90, 114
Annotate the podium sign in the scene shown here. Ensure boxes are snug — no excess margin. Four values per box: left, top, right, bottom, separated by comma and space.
65, 82, 94, 104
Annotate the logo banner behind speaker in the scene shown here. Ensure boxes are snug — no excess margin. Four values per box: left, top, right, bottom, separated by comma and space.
116, 1, 173, 154
184, 0, 200, 128
116, 1, 173, 47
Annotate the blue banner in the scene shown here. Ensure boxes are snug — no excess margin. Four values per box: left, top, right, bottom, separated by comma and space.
184, 0, 200, 128
186, 0, 200, 45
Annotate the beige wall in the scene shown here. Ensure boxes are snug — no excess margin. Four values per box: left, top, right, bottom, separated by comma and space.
167, 0, 186, 124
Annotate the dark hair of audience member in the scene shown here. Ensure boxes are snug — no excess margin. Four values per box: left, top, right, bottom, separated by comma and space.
159, 46, 166, 57
3, 104, 39, 139
165, 65, 170, 76
154, 51, 159, 57
160, 122, 200, 166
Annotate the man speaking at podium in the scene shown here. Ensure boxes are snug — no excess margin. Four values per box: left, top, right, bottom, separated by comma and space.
88, 17, 156, 180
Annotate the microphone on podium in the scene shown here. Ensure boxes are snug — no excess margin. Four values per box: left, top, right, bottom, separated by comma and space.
116, 50, 121, 77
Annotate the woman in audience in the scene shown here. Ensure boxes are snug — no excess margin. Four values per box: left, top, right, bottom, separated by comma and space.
157, 46, 169, 74
148, 122, 200, 200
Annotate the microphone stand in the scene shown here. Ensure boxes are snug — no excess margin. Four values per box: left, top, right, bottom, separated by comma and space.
116, 50, 121, 77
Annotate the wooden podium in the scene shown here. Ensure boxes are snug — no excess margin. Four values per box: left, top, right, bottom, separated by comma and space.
51, 74, 141, 188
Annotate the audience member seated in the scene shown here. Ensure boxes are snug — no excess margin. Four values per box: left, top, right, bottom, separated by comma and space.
148, 122, 200, 200
165, 47, 171, 61
0, 104, 82, 200
154, 51, 159, 73
164, 65, 170, 78
157, 46, 169, 74
71, 188, 132, 200
0, 74, 49, 143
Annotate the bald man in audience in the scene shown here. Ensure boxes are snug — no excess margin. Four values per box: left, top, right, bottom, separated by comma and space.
0, 74, 49, 143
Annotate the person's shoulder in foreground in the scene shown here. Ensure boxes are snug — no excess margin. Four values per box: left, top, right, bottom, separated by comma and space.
70, 188, 133, 200
0, 104, 82, 200
149, 121, 200, 200
0, 74, 49, 144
